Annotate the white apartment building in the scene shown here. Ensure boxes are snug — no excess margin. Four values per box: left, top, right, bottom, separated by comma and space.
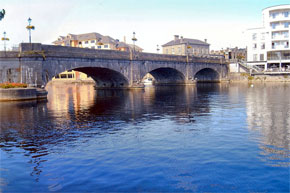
245, 4, 290, 71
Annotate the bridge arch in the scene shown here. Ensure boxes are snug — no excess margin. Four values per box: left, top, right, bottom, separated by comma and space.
194, 68, 220, 82
47, 67, 129, 88
74, 67, 129, 88
144, 67, 185, 85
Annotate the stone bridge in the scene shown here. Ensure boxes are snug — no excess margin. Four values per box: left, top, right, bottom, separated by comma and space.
0, 43, 228, 88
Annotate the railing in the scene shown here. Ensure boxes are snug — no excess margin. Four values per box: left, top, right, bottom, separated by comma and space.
238, 61, 263, 73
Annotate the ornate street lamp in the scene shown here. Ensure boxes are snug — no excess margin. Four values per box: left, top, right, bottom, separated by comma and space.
186, 43, 192, 63
26, 17, 35, 43
1, 31, 9, 51
156, 44, 160, 53
132, 32, 137, 52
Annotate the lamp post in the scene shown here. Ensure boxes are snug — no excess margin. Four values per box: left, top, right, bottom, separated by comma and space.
186, 43, 192, 63
132, 32, 137, 52
1, 31, 9, 51
26, 17, 35, 43
156, 44, 160, 53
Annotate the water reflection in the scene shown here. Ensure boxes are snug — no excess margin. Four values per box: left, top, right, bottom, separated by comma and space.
0, 83, 289, 192
245, 83, 290, 167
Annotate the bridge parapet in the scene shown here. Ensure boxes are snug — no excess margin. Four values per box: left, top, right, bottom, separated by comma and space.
17, 43, 226, 64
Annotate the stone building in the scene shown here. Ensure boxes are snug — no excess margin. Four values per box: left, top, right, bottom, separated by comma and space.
211, 47, 247, 62
162, 35, 210, 56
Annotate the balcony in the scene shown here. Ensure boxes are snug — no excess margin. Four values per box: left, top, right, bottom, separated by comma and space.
267, 51, 290, 61
272, 35, 289, 40
272, 45, 289, 49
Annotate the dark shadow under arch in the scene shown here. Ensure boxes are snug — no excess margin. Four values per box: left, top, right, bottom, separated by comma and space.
51, 67, 129, 88
194, 68, 220, 83
147, 67, 185, 85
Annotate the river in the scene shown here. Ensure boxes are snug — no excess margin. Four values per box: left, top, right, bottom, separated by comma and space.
0, 83, 289, 192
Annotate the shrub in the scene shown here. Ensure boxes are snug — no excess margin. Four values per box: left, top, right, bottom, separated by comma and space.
0, 82, 28, 89
248, 76, 254, 81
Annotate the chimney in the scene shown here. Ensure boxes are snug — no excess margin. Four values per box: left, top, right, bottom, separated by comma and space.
124, 36, 126, 43
180, 36, 184, 43
174, 35, 179, 41
204, 39, 207, 43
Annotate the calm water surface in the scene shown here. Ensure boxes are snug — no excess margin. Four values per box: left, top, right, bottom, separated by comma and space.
0, 83, 289, 192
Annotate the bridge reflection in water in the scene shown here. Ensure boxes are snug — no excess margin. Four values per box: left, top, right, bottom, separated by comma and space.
0, 83, 289, 192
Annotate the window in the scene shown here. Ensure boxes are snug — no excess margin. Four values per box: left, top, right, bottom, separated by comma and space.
55, 75, 60, 79
85, 41, 88, 44
282, 31, 289, 38
261, 33, 265, 40
270, 12, 278, 18
166, 49, 168, 54
284, 22, 289, 28
79, 42, 82, 45
178, 47, 181, 54
253, 54, 257, 61
284, 12, 289, 17
104, 45, 108, 48
60, 74, 67, 79
97, 46, 101, 49
261, 43, 265, 49
252, 33, 257, 40
171, 48, 175, 54
67, 74, 73, 79
272, 32, 278, 39
260, 54, 264, 61
271, 23, 278, 29
272, 42, 275, 49
253, 43, 257, 49
91, 46, 95, 49
91, 40, 95, 43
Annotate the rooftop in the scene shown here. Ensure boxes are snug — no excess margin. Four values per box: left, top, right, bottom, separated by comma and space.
162, 35, 209, 47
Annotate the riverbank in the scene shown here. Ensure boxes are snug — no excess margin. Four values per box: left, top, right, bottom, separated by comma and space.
229, 72, 290, 82
0, 88, 48, 101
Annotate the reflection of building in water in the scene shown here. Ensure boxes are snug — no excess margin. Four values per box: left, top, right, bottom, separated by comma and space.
47, 84, 96, 116
246, 84, 289, 166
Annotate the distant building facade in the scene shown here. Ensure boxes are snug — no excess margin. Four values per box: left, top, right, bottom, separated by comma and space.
245, 4, 290, 70
211, 47, 247, 62
162, 35, 210, 56
53, 32, 117, 50
53, 32, 143, 52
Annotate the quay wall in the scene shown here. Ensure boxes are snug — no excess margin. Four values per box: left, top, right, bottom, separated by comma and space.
229, 72, 290, 82
0, 88, 48, 101
0, 88, 37, 101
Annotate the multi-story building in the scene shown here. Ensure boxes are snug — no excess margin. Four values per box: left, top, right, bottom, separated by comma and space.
53, 32, 117, 50
245, 4, 290, 71
162, 35, 210, 56
53, 32, 143, 52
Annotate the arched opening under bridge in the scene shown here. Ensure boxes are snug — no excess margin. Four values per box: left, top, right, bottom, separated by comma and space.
50, 67, 129, 88
194, 68, 220, 83
144, 67, 185, 85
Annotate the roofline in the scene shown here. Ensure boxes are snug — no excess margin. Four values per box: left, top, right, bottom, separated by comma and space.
246, 27, 265, 30
262, 4, 290, 11
162, 42, 210, 47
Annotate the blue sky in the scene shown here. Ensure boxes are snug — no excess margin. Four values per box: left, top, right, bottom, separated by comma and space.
1, 0, 289, 52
